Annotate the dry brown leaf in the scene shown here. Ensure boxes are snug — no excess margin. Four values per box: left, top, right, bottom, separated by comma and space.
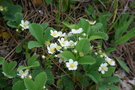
31, 0, 43, 6
0, 32, 10, 39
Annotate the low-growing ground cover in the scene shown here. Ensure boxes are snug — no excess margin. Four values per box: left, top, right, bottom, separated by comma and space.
0, 0, 135, 90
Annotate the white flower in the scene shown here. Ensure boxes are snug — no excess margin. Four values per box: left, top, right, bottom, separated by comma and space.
50, 30, 59, 38
58, 31, 66, 37
42, 55, 46, 59
71, 28, 83, 34
68, 40, 77, 47
78, 37, 83, 40
82, 33, 86, 37
55, 43, 62, 51
89, 21, 96, 25
17, 69, 29, 79
58, 38, 69, 47
73, 49, 77, 53
98, 63, 108, 74
20, 20, 30, 29
28, 75, 32, 79
67, 32, 73, 37
86, 20, 96, 25
0, 6, 6, 11
105, 58, 115, 66
95, 52, 98, 55
47, 43, 57, 54
66, 59, 78, 70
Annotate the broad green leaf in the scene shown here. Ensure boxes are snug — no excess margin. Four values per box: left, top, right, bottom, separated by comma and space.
98, 13, 111, 32
77, 18, 90, 33
79, 77, 89, 87
45, 69, 54, 85
29, 24, 44, 43
87, 71, 101, 83
107, 85, 120, 90
0, 78, 8, 88
2, 61, 17, 78
41, 22, 48, 29
12, 80, 25, 90
59, 51, 75, 61
28, 41, 43, 49
62, 22, 78, 29
103, 76, 120, 83
99, 84, 106, 90
91, 23, 103, 31
0, 57, 4, 65
17, 66, 28, 71
28, 55, 38, 66
78, 56, 96, 65
76, 39, 90, 54
35, 72, 47, 90
62, 76, 74, 90
89, 32, 108, 40
116, 58, 130, 73
16, 45, 22, 53
24, 78, 36, 90
102, 67, 116, 77
43, 27, 54, 41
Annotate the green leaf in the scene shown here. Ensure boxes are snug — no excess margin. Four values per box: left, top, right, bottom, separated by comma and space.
24, 78, 36, 90
59, 51, 75, 61
107, 84, 120, 90
102, 67, 116, 77
16, 45, 22, 53
43, 27, 54, 41
78, 56, 96, 65
27, 55, 40, 67
45, 69, 54, 85
89, 32, 108, 40
116, 58, 130, 73
17, 66, 28, 71
35, 72, 47, 90
103, 76, 120, 83
91, 23, 103, 31
0, 57, 4, 65
77, 18, 90, 33
41, 22, 48, 29
105, 48, 116, 53
62, 76, 74, 90
28, 41, 43, 49
2, 61, 17, 78
112, 33, 135, 46
12, 80, 25, 90
0, 78, 8, 88
76, 39, 90, 54
87, 71, 101, 83
62, 22, 78, 29
114, 14, 134, 40
29, 24, 44, 43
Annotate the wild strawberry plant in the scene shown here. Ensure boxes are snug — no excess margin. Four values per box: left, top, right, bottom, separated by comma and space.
0, 0, 132, 90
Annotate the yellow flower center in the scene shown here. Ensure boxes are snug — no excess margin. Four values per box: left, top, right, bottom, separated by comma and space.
70, 63, 75, 68
61, 41, 66, 45
0, 6, 4, 10
101, 66, 106, 70
52, 32, 57, 36
50, 48, 55, 53
56, 45, 61, 50
108, 60, 113, 64
23, 24, 27, 27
